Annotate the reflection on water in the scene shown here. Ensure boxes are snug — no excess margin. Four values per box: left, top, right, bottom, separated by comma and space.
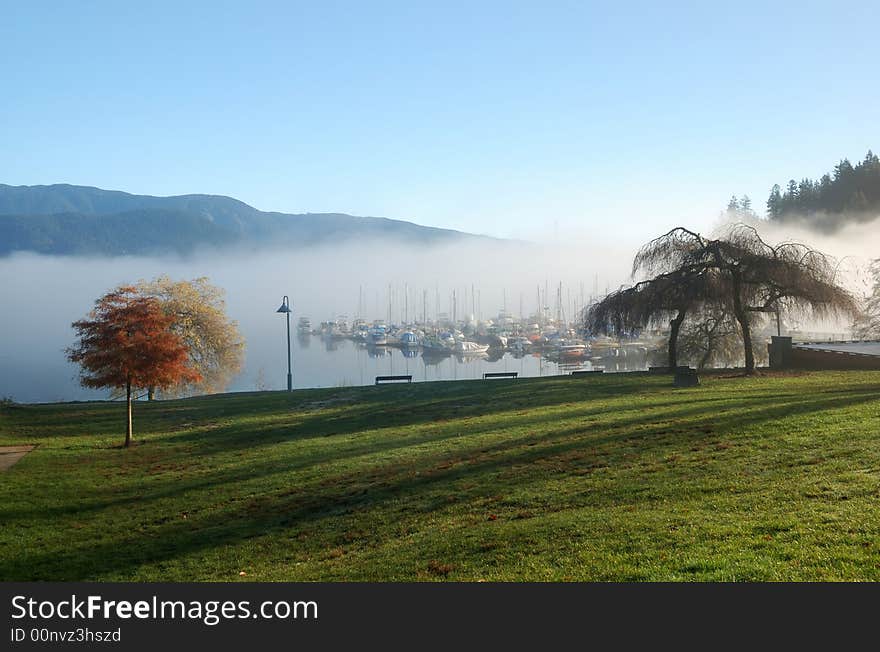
0, 252, 656, 402
0, 317, 656, 402
279, 335, 653, 390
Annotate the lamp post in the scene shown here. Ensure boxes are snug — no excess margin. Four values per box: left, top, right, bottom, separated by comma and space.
276, 295, 292, 391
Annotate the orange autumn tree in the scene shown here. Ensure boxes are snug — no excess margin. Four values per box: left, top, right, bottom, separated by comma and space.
67, 286, 201, 447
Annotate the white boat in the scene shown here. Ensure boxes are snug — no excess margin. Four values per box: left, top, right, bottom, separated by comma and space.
352, 320, 370, 341
325, 319, 348, 339
422, 335, 453, 355
368, 324, 388, 346
507, 336, 531, 351
454, 341, 489, 355
399, 331, 419, 347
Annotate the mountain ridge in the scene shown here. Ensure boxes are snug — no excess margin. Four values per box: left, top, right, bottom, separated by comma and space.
0, 183, 489, 256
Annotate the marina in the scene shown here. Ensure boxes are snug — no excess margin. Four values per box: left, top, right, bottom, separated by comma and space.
284, 307, 664, 389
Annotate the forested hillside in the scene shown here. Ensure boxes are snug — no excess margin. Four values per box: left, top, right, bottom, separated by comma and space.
0, 184, 485, 256
765, 151, 880, 230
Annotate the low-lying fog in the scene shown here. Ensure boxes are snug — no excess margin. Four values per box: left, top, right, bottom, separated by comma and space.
2, 218, 877, 403
0, 237, 637, 403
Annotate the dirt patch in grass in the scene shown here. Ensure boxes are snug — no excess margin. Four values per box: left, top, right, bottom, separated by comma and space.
0, 445, 36, 471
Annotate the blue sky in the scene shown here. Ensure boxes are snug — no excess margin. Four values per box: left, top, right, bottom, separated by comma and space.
1, 1, 877, 240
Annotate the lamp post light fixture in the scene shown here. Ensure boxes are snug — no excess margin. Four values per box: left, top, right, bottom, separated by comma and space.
276, 295, 293, 391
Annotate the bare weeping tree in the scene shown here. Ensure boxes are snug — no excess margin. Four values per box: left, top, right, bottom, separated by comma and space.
584, 268, 721, 368
677, 305, 742, 369
855, 260, 880, 338
632, 224, 860, 373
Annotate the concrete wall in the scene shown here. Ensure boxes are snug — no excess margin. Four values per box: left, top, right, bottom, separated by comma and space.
790, 346, 880, 371
769, 336, 880, 370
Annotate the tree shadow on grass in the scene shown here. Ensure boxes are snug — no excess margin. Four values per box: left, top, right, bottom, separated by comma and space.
3, 383, 879, 580
6, 375, 655, 448
0, 393, 699, 523
4, 380, 877, 524
140, 373, 880, 463
136, 375, 656, 452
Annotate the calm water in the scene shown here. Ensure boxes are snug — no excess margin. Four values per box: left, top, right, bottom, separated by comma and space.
276, 335, 651, 390
0, 249, 643, 403
0, 328, 652, 403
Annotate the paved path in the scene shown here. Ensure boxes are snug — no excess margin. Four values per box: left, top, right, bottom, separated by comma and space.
795, 341, 880, 356
0, 445, 35, 471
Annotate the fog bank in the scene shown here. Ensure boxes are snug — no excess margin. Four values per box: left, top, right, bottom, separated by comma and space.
4, 217, 877, 403
0, 236, 636, 402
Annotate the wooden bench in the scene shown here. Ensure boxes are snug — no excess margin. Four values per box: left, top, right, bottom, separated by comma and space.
483, 372, 518, 379
375, 375, 412, 385
571, 369, 604, 375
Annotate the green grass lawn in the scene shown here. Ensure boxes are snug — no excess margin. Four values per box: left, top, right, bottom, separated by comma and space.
1, 371, 879, 581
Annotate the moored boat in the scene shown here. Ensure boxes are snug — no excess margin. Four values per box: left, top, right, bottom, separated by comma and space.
368, 323, 388, 346
422, 332, 454, 354
399, 331, 419, 347
558, 343, 588, 360
454, 340, 489, 355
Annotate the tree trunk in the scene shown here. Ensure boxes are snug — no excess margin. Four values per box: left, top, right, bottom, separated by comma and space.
147, 386, 155, 401
125, 380, 133, 448
699, 348, 712, 370
730, 272, 755, 374
668, 309, 686, 369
